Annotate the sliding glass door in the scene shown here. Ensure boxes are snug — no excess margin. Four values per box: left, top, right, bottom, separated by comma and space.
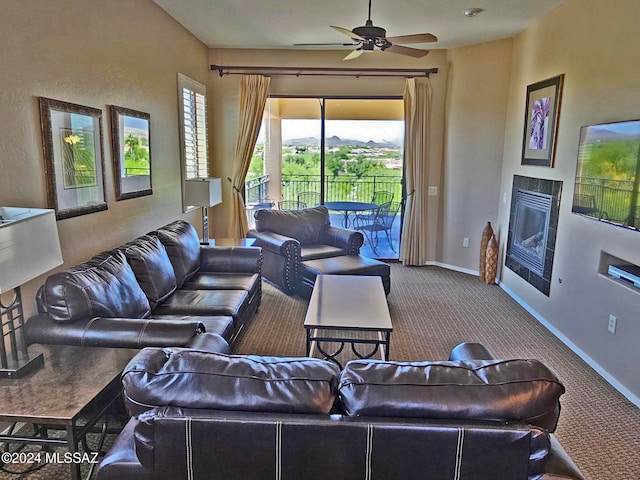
247, 96, 403, 259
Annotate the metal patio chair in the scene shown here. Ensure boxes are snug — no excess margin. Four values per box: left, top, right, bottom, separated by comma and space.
354, 201, 401, 255
297, 191, 320, 207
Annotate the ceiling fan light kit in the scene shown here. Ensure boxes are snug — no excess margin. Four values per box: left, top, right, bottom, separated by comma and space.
464, 8, 484, 18
310, 0, 437, 60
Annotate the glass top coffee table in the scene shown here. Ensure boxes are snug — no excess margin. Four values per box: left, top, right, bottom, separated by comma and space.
304, 274, 392, 368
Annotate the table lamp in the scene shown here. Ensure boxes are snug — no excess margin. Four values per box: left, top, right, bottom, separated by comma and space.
0, 207, 63, 378
184, 178, 222, 244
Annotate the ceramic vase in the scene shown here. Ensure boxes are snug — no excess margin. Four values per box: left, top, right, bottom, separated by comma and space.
485, 234, 498, 285
479, 222, 493, 281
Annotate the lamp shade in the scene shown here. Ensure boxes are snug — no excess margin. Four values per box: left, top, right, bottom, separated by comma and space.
185, 178, 222, 207
0, 207, 63, 293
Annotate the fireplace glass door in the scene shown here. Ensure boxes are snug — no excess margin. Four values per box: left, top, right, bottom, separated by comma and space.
511, 190, 553, 276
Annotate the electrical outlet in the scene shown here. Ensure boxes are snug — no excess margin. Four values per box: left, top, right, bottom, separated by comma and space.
462, 237, 469, 248
608, 314, 617, 334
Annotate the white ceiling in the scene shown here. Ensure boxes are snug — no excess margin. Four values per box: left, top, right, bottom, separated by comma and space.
152, 0, 565, 51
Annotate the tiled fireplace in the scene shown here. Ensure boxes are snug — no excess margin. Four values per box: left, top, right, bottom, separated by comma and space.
506, 175, 562, 296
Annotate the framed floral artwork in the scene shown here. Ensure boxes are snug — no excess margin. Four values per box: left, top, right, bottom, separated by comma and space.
521, 74, 564, 167
39, 98, 107, 219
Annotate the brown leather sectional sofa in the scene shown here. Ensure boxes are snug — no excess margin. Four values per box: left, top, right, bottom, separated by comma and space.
25, 220, 262, 349
96, 340, 585, 480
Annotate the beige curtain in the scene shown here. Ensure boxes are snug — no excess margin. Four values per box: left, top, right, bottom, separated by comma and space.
400, 77, 432, 265
227, 75, 271, 238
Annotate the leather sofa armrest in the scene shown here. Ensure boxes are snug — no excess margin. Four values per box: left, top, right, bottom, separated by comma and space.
185, 333, 231, 354
448, 342, 496, 361
320, 226, 364, 254
78, 317, 206, 349
25, 314, 204, 349
541, 435, 586, 479
199, 245, 263, 274
248, 229, 301, 256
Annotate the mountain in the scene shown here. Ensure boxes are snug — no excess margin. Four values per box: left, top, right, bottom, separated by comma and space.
281, 135, 402, 148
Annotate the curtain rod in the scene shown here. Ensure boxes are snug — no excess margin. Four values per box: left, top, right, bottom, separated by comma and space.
210, 65, 438, 78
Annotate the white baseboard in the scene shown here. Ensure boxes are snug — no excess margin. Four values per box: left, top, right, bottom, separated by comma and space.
425, 261, 480, 277
499, 282, 640, 408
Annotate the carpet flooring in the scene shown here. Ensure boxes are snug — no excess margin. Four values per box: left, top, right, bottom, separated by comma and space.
2, 264, 638, 479
236, 264, 640, 480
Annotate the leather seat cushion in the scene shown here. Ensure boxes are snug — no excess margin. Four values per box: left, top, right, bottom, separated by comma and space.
122, 348, 341, 415
151, 290, 248, 319
154, 220, 201, 287
184, 272, 259, 295
254, 206, 330, 244
121, 235, 177, 308
339, 358, 565, 432
300, 244, 345, 260
42, 250, 150, 323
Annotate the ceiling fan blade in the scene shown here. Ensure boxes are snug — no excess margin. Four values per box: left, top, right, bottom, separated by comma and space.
294, 43, 358, 47
384, 44, 430, 58
343, 49, 365, 60
331, 25, 366, 41
385, 33, 438, 44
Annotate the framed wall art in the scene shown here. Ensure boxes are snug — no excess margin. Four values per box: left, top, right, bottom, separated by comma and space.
521, 74, 564, 167
109, 105, 152, 200
39, 97, 107, 219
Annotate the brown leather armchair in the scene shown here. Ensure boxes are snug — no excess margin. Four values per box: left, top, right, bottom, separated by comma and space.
248, 206, 363, 294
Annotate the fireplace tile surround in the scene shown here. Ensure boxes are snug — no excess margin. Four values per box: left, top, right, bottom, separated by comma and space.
506, 175, 563, 296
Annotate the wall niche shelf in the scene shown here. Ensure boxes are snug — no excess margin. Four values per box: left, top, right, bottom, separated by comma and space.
598, 251, 640, 295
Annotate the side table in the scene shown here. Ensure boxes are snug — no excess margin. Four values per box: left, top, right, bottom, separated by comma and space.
0, 344, 137, 480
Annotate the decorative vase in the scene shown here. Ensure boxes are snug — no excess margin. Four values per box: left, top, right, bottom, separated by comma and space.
479, 222, 493, 281
485, 234, 498, 285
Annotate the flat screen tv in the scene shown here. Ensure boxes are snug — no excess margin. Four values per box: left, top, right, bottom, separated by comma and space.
572, 119, 640, 231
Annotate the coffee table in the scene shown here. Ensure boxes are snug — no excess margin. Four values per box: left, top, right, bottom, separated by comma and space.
304, 275, 392, 368
0, 344, 137, 480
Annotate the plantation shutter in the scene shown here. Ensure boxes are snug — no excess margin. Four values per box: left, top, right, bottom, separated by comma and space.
179, 74, 209, 180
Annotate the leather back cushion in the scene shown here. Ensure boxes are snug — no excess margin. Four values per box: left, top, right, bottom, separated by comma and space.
339, 359, 565, 432
154, 220, 201, 287
42, 250, 151, 323
122, 235, 177, 308
254, 206, 330, 245
122, 347, 340, 415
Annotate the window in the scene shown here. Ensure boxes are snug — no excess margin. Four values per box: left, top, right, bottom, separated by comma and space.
178, 73, 208, 193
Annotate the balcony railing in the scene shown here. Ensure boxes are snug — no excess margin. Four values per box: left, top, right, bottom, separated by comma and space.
244, 174, 402, 258
246, 174, 402, 205
574, 177, 637, 223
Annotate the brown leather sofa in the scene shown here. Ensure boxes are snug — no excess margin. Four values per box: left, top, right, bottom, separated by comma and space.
248, 205, 363, 294
25, 220, 262, 349
96, 340, 585, 480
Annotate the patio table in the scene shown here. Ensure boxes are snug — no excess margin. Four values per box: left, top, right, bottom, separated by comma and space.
324, 201, 378, 228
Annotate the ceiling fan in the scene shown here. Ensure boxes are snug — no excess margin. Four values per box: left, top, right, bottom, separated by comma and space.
295, 0, 437, 60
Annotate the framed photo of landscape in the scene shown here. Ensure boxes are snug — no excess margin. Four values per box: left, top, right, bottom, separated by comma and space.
521, 74, 564, 167
39, 97, 107, 219
109, 105, 152, 200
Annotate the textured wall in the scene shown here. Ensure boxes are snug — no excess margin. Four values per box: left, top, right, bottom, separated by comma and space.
442, 39, 513, 272
0, 0, 208, 314
497, 0, 640, 401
